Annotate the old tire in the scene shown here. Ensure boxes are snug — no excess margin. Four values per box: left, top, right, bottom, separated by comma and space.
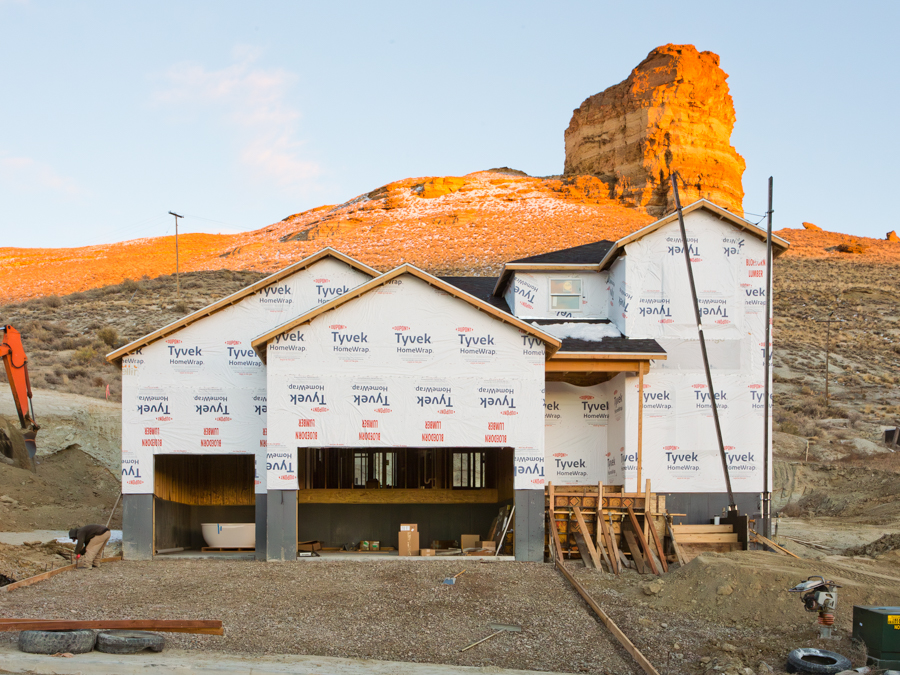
18, 629, 96, 654
785, 648, 851, 674
96, 630, 165, 654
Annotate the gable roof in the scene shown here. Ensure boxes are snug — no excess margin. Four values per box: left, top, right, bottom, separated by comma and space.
439, 276, 511, 314
106, 248, 379, 365
251, 264, 563, 363
509, 240, 616, 265
598, 199, 790, 270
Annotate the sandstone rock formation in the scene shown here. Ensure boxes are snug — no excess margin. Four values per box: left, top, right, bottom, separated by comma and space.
802, 222, 823, 231
564, 44, 745, 217
887, 230, 899, 242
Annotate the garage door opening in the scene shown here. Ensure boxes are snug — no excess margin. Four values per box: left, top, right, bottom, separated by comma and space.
296, 447, 514, 554
153, 454, 255, 555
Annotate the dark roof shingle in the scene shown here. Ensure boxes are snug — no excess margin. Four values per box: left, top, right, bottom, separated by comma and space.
510, 240, 615, 265
439, 277, 511, 313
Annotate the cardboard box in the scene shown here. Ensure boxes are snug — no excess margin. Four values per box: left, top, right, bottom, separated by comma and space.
400, 524, 418, 532
479, 541, 497, 551
399, 531, 420, 556
461, 534, 480, 550
360, 540, 370, 551
370, 541, 380, 551
298, 540, 322, 552
420, 548, 435, 556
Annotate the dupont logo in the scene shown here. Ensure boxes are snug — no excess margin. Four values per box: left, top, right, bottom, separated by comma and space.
279, 475, 293, 481
724, 446, 736, 451
438, 409, 455, 415
522, 303, 533, 310
690, 257, 702, 263
392, 325, 409, 331
166, 338, 182, 344
748, 384, 763, 389
215, 416, 231, 422
126, 479, 143, 485
225, 340, 241, 345
605, 452, 611, 457
692, 384, 706, 389
314, 278, 329, 283
663, 445, 679, 451
157, 416, 172, 421
552, 452, 567, 458
375, 407, 392, 414
715, 319, 731, 324
579, 395, 594, 400
740, 283, 751, 288
531, 478, 544, 485
500, 410, 518, 416
456, 326, 473, 332
311, 407, 328, 413
329, 324, 346, 330
660, 318, 674, 323
254, 479, 262, 485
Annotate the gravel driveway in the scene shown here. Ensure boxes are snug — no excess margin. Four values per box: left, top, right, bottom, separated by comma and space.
0, 559, 639, 674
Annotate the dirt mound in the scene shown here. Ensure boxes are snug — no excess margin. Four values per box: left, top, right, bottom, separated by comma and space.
0, 445, 120, 532
845, 533, 900, 557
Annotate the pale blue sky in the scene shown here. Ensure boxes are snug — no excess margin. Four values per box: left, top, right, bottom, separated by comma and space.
1, 1, 896, 248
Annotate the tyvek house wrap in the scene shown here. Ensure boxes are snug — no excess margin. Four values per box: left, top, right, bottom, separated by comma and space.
265, 274, 547, 491
120, 257, 373, 494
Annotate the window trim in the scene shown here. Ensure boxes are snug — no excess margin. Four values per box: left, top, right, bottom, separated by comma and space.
549, 277, 583, 313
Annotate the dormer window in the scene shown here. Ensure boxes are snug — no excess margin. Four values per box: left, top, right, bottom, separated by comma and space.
549, 278, 582, 311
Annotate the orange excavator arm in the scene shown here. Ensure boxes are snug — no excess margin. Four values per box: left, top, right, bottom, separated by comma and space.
0, 325, 39, 460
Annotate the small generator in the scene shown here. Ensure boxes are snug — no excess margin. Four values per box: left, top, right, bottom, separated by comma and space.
852, 605, 900, 669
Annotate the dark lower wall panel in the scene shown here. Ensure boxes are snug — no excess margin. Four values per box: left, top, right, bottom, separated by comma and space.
663, 493, 761, 524
123, 494, 153, 561
297, 502, 510, 549
154, 498, 192, 551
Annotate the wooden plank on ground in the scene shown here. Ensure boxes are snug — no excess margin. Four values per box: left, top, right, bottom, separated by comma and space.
750, 530, 801, 559
672, 524, 734, 534
676, 533, 739, 544
621, 526, 647, 575
0, 620, 223, 635
626, 506, 658, 575
553, 557, 661, 675
572, 507, 602, 571
0, 557, 122, 594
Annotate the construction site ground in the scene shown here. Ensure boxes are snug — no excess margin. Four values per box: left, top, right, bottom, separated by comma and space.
2, 552, 900, 675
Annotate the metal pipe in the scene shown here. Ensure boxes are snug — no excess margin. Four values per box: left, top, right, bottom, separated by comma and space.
763, 177, 773, 538
670, 175, 737, 512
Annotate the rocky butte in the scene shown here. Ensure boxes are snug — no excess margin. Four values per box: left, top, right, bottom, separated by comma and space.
564, 44, 746, 217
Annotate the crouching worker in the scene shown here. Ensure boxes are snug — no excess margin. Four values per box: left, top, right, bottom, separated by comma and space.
69, 524, 111, 569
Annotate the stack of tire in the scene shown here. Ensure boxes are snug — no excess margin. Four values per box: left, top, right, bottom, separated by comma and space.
18, 629, 165, 655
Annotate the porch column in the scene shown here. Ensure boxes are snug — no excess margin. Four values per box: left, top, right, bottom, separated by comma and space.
122, 493, 153, 561
266, 489, 297, 561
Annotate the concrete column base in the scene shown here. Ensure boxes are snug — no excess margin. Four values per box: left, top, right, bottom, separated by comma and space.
122, 493, 153, 561
514, 489, 545, 562
266, 489, 297, 562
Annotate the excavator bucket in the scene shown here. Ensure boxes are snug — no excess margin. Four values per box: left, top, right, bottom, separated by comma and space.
0, 416, 35, 472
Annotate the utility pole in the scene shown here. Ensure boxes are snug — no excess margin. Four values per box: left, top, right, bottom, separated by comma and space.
168, 211, 183, 298
815, 313, 842, 400
763, 177, 773, 539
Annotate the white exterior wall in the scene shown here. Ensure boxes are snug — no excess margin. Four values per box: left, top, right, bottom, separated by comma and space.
504, 271, 609, 320
120, 258, 372, 494
616, 210, 773, 493
265, 274, 547, 491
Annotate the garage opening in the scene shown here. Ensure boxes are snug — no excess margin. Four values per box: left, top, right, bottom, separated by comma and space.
296, 447, 514, 553
153, 454, 255, 554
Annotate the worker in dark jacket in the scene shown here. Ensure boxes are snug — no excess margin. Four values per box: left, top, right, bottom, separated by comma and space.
69, 524, 111, 569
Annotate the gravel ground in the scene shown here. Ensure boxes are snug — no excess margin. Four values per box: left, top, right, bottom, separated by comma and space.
0, 559, 639, 674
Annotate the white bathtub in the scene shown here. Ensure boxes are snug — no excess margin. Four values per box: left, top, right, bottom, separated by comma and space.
201, 523, 255, 549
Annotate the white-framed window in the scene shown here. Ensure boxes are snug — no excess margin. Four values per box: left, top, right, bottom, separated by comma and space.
549, 278, 582, 311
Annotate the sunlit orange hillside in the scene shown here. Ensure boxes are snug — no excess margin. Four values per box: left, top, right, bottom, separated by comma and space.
2, 169, 900, 304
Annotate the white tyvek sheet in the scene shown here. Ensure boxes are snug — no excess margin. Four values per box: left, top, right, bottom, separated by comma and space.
120, 257, 373, 495
607, 257, 627, 336
504, 271, 609, 320
265, 274, 546, 491
622, 211, 769, 341
544, 381, 609, 485
605, 374, 627, 486
621, 371, 772, 493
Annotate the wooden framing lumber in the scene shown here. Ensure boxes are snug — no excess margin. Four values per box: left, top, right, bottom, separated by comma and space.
645, 508, 668, 573
676, 533, 739, 544
672, 524, 734, 534
637, 368, 644, 489
553, 557, 661, 675
600, 517, 618, 575
572, 507, 602, 571
750, 530, 801, 559
0, 557, 122, 594
665, 515, 687, 567
0, 620, 223, 635
572, 532, 595, 569
621, 526, 647, 574
607, 512, 622, 573
626, 506, 658, 575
